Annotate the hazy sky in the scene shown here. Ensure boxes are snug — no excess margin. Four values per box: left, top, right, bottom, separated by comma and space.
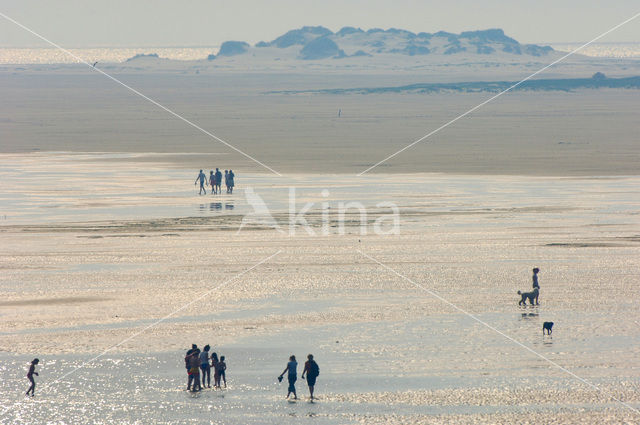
1, 0, 639, 47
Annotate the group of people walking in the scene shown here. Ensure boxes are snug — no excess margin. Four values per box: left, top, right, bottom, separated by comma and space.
185, 344, 226, 392
194, 168, 235, 195
24, 349, 321, 400
182, 349, 320, 400
278, 354, 320, 400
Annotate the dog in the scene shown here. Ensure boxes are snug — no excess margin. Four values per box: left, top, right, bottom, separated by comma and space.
543, 321, 554, 335
517, 287, 539, 305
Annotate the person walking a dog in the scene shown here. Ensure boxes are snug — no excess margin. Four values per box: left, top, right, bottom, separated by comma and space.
532, 267, 540, 290
532, 267, 540, 304
518, 268, 541, 305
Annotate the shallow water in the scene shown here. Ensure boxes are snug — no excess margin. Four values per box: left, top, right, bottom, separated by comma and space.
1, 153, 639, 423
1, 152, 639, 227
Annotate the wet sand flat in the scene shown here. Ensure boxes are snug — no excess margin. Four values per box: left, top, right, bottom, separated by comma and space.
0, 296, 110, 307
1, 70, 639, 176
1, 154, 639, 423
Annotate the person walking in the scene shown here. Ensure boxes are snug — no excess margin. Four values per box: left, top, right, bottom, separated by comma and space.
209, 171, 216, 195
211, 352, 220, 388
214, 168, 222, 194
187, 349, 202, 392
532, 267, 540, 304
185, 344, 198, 390
25, 358, 39, 396
301, 354, 320, 400
200, 345, 211, 388
217, 355, 227, 388
224, 170, 229, 194
278, 355, 298, 399
532, 267, 540, 290
228, 170, 235, 194
194, 170, 207, 195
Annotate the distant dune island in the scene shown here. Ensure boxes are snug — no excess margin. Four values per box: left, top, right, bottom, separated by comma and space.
125, 53, 160, 62
267, 73, 640, 94
205, 26, 555, 61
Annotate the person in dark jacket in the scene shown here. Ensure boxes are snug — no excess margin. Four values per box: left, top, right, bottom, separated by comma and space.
301, 354, 320, 400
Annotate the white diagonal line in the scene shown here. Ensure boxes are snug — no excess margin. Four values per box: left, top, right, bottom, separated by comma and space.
0, 11, 282, 177
358, 11, 640, 175
357, 249, 640, 414
0, 250, 281, 419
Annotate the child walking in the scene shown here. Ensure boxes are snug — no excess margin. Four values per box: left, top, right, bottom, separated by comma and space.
218, 356, 227, 388
26, 358, 39, 396
215, 355, 227, 388
211, 352, 220, 388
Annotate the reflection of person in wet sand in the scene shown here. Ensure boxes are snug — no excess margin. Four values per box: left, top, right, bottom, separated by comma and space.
25, 358, 39, 396
194, 170, 207, 195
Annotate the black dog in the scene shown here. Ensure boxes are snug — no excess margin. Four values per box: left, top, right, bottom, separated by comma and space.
543, 322, 554, 335
517, 288, 539, 305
